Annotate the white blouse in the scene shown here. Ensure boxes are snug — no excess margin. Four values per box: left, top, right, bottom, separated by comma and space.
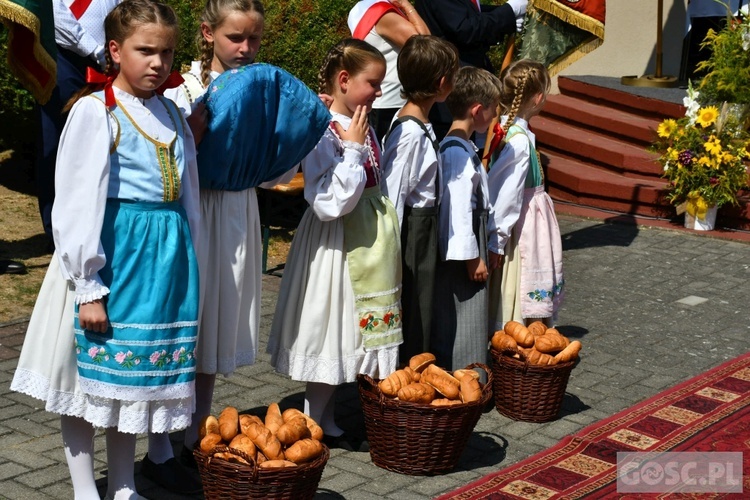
438, 136, 490, 261
52, 86, 200, 304
301, 112, 369, 222
381, 117, 439, 227
487, 117, 533, 255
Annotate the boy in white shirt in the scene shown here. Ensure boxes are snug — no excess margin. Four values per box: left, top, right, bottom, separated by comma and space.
381, 35, 459, 363
432, 66, 501, 375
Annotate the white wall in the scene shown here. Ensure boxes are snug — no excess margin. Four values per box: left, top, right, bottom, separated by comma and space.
559, 0, 687, 80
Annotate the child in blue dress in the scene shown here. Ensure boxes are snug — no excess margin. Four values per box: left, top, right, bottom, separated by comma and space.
11, 1, 200, 498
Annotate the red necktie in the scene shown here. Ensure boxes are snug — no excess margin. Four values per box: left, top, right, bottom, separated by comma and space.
483, 122, 505, 161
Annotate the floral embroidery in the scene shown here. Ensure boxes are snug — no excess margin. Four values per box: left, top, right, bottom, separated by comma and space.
527, 279, 565, 302
88, 346, 109, 363
115, 350, 142, 368
359, 311, 401, 331
172, 346, 193, 364
150, 349, 171, 368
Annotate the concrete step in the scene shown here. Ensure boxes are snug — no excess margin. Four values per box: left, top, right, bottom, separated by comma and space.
542, 94, 662, 146
558, 76, 686, 120
531, 115, 663, 179
544, 151, 670, 218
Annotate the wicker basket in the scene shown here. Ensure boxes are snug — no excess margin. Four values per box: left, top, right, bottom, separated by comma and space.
193, 444, 329, 500
490, 347, 576, 423
357, 362, 493, 476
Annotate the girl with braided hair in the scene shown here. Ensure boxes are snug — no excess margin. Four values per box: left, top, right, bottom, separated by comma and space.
268, 39, 402, 452
487, 59, 564, 331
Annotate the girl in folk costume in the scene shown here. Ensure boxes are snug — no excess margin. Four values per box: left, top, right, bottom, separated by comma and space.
10, 1, 201, 498
487, 59, 564, 330
268, 39, 403, 452
347, 0, 430, 141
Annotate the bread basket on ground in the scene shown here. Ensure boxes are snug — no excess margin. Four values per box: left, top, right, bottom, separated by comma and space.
490, 346, 577, 423
193, 443, 329, 500
357, 362, 492, 475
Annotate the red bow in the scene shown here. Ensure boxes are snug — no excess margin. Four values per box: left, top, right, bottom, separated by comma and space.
482, 122, 506, 161
156, 71, 185, 95
86, 67, 117, 107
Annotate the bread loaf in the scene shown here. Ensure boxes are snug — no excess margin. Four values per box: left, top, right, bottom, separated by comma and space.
459, 373, 482, 403
276, 416, 311, 446
198, 415, 220, 440
285, 438, 324, 464
534, 332, 570, 353
218, 406, 239, 442
282, 408, 324, 440
527, 321, 547, 337
504, 321, 535, 347
453, 369, 479, 381
430, 398, 463, 406
397, 382, 436, 404
259, 460, 298, 468
228, 434, 257, 459
404, 366, 421, 382
491, 331, 518, 352
256, 451, 267, 464
244, 422, 285, 460
554, 340, 582, 363
265, 403, 284, 435
408, 352, 436, 373
214, 451, 250, 465
519, 347, 557, 366
422, 364, 460, 399
378, 368, 413, 397
200, 433, 223, 453
239, 414, 264, 436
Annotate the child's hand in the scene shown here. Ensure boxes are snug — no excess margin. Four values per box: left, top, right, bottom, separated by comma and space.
334, 105, 369, 145
488, 251, 504, 271
466, 257, 489, 282
389, 0, 412, 12
187, 102, 208, 145
79, 300, 109, 333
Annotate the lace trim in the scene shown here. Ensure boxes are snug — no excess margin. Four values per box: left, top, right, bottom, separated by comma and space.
74, 286, 111, 305
272, 346, 398, 385
355, 284, 401, 301
108, 320, 199, 330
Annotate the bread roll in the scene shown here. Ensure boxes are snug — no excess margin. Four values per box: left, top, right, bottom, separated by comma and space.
397, 382, 436, 404
198, 415, 220, 440
459, 373, 482, 403
422, 364, 460, 400
214, 451, 250, 465
519, 347, 557, 366
527, 321, 547, 337
265, 403, 284, 435
256, 451, 267, 465
244, 422, 285, 460
239, 414, 264, 436
504, 321, 534, 347
453, 369, 480, 381
554, 340, 582, 363
408, 352, 436, 373
228, 434, 257, 458
200, 433, 223, 453
378, 368, 413, 397
218, 406, 239, 442
404, 366, 421, 382
430, 398, 463, 406
259, 460, 298, 468
282, 408, 324, 440
534, 333, 570, 353
285, 438, 324, 464
276, 416, 311, 446
491, 331, 518, 353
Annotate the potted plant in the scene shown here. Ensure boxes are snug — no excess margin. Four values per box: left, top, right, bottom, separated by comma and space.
652, 84, 750, 230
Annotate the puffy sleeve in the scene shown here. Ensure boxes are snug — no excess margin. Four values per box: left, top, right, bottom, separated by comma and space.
301, 128, 368, 222
442, 147, 480, 260
487, 132, 529, 254
179, 118, 201, 244
51, 95, 113, 303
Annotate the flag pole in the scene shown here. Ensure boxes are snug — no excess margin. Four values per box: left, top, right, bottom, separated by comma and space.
621, 0, 678, 88
481, 33, 515, 169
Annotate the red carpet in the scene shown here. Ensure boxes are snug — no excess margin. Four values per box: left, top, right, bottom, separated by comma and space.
438, 352, 750, 499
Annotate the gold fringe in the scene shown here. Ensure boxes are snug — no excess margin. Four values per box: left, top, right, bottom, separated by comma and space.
0, 0, 56, 104
546, 36, 604, 77
531, 0, 605, 40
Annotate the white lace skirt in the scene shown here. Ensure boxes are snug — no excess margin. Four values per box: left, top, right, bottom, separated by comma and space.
10, 255, 193, 434
267, 208, 398, 385
195, 188, 261, 375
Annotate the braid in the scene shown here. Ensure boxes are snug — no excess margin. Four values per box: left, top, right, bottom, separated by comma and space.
198, 36, 213, 87
502, 68, 529, 135
318, 44, 344, 95
317, 39, 385, 96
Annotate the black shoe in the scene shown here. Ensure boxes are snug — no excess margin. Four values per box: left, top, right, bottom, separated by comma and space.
322, 433, 369, 452
140, 454, 202, 495
180, 445, 198, 470
0, 260, 26, 275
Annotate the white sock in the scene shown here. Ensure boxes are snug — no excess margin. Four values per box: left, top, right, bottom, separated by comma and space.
304, 381, 343, 436
183, 372, 216, 451
61, 415, 100, 500
147, 432, 173, 464
104, 428, 138, 500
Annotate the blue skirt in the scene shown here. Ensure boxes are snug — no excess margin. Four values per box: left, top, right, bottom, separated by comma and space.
75, 200, 199, 402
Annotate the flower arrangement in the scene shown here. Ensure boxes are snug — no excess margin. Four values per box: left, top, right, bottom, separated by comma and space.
652, 84, 750, 214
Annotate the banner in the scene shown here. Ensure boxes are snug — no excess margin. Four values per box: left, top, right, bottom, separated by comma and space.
516, 0, 606, 76
0, 0, 56, 103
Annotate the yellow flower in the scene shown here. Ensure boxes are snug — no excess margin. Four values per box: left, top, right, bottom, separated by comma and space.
704, 136, 722, 156
696, 106, 719, 128
667, 148, 679, 161
722, 152, 735, 164
657, 119, 678, 138
698, 156, 712, 167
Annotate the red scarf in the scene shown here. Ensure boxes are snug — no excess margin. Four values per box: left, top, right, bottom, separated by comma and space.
86, 68, 185, 107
